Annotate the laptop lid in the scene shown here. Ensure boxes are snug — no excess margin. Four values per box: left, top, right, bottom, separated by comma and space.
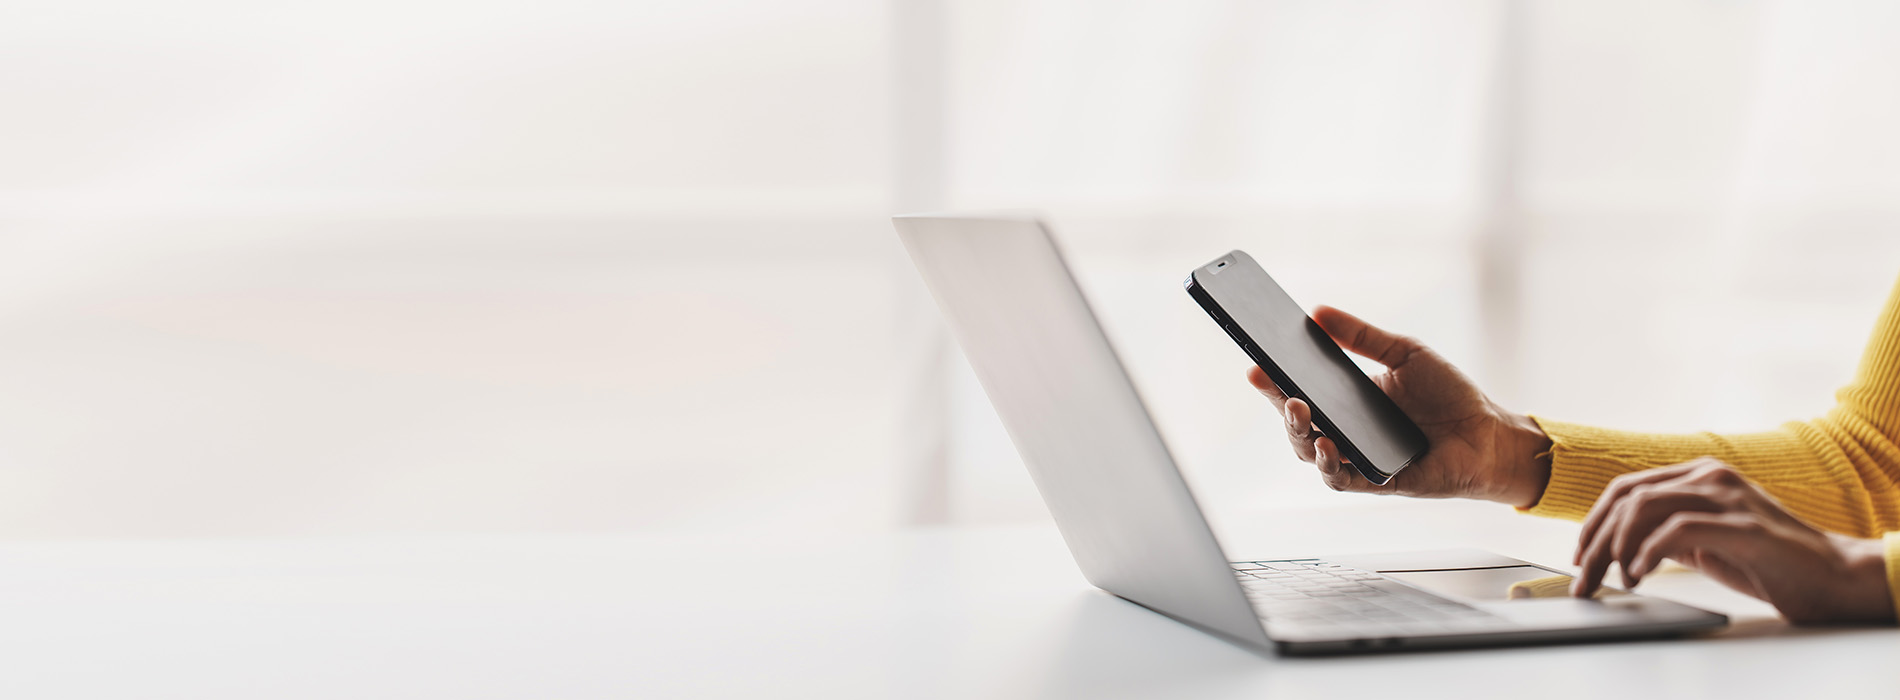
893, 214, 1270, 649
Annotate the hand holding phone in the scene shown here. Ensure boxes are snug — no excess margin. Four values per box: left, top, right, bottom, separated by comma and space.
1187, 251, 1552, 505
1185, 251, 1427, 484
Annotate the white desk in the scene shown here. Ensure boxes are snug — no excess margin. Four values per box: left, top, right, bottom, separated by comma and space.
0, 501, 1887, 699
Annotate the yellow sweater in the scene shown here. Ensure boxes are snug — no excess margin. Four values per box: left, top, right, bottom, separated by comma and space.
1525, 273, 1900, 618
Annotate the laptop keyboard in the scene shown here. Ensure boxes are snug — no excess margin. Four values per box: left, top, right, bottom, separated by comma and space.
1231, 559, 1503, 637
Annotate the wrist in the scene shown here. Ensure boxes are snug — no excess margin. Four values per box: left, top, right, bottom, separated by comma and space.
1490, 409, 1552, 509
1832, 535, 1896, 623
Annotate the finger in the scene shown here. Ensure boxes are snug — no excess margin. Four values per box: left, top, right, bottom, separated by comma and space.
1576, 462, 1708, 564
1285, 399, 1317, 462
1608, 488, 1723, 588
1246, 366, 1289, 409
1574, 479, 1698, 595
1311, 305, 1420, 369
1676, 460, 1791, 523
1314, 437, 1391, 495
1577, 467, 1693, 562
1626, 513, 1761, 584
1314, 437, 1358, 492
1572, 494, 1632, 597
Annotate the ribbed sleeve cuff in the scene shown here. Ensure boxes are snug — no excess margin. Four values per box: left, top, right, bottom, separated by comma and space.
1885, 532, 1900, 623
1521, 417, 1647, 521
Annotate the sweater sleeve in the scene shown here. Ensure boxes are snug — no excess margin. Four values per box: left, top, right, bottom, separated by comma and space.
1521, 272, 1900, 618
1523, 272, 1900, 537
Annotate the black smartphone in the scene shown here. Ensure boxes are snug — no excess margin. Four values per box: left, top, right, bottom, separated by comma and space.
1184, 250, 1427, 484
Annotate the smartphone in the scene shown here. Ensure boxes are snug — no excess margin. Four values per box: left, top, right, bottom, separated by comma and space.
1184, 250, 1427, 484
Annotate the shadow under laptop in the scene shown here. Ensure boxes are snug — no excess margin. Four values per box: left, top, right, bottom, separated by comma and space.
1040, 591, 1721, 700
1034, 586, 1891, 699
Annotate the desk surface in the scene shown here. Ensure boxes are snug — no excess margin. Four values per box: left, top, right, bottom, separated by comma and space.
0, 500, 1888, 699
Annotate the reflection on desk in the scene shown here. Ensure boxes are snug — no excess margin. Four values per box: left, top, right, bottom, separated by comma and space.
0, 500, 1887, 699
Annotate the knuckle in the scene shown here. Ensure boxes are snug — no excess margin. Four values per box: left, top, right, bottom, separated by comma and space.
1318, 462, 1350, 491
1655, 513, 1698, 536
1620, 485, 1660, 511
1678, 484, 1727, 510
1691, 458, 1739, 481
1626, 485, 1676, 510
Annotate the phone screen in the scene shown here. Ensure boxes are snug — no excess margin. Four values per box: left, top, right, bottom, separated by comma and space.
1186, 251, 1428, 483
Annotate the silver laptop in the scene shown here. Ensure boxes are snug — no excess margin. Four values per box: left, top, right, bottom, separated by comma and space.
892, 213, 1727, 655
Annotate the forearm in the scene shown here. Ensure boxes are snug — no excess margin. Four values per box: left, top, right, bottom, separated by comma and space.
1519, 273, 1900, 532
1512, 414, 1884, 528
1885, 533, 1900, 622
1520, 415, 1898, 538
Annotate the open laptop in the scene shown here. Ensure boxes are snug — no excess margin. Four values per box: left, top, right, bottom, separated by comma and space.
892, 213, 1727, 655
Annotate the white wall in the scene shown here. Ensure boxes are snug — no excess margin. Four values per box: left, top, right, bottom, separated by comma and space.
2, 0, 1898, 539
938, 0, 1900, 526
0, 0, 904, 537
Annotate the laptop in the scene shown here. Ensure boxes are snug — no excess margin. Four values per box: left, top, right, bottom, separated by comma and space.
891, 213, 1727, 655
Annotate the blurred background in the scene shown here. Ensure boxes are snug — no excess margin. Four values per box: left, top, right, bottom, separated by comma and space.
4, 0, 1900, 540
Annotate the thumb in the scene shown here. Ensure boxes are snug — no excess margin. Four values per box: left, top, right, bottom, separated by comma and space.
1311, 305, 1419, 369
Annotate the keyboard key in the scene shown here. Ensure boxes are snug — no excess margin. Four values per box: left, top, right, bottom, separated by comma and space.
1234, 559, 1502, 637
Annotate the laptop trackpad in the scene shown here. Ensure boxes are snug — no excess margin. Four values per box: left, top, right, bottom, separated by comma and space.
1383, 565, 1624, 601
